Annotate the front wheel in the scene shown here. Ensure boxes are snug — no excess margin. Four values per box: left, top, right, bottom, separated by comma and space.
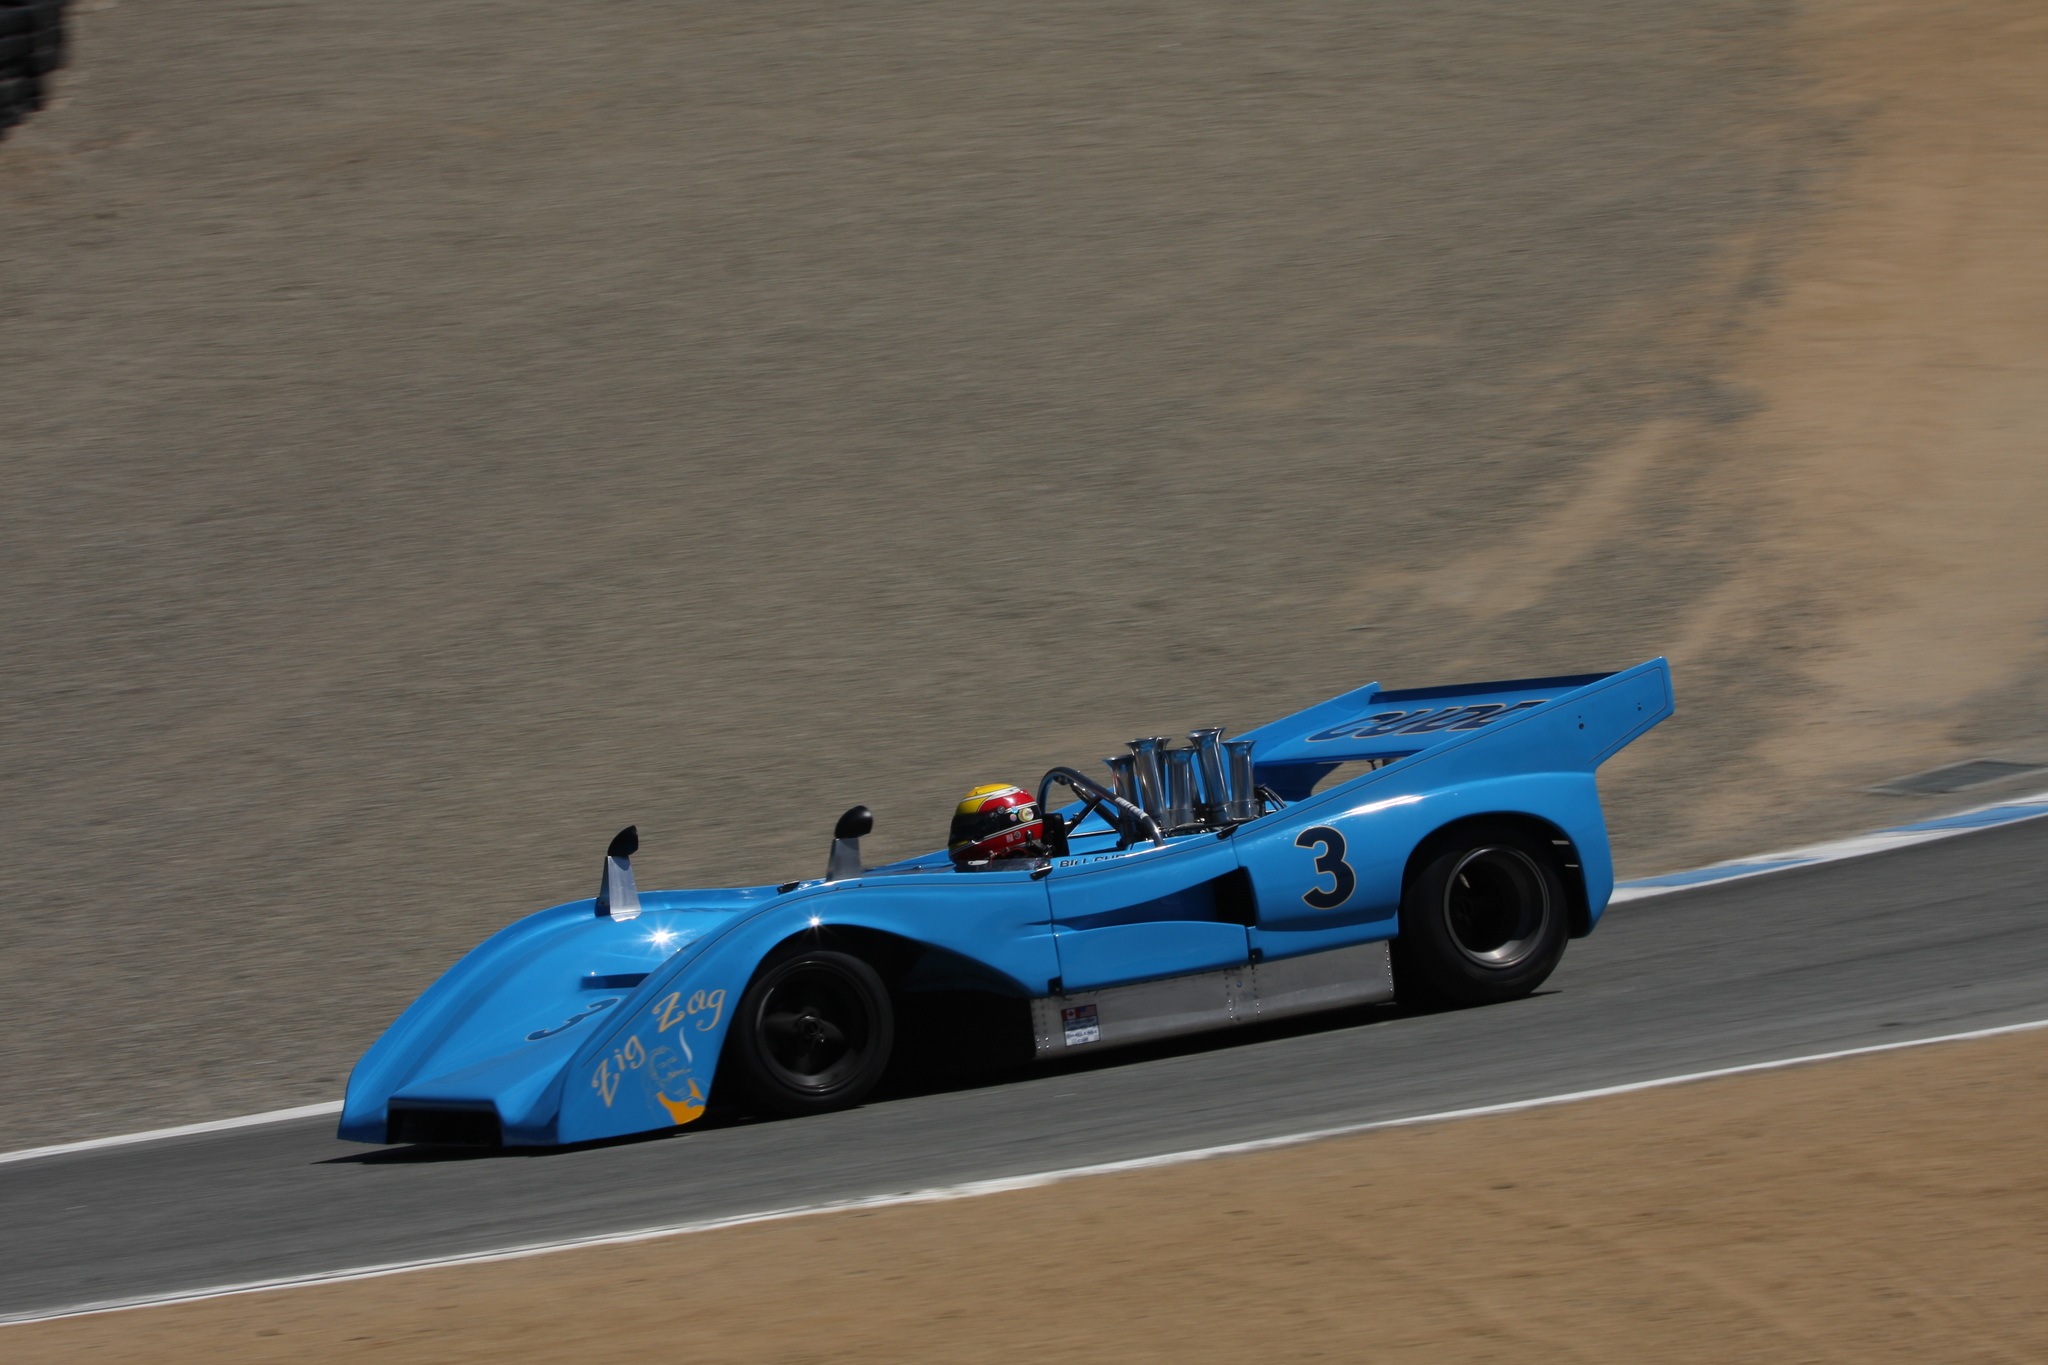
727, 949, 894, 1116
1392, 827, 1568, 1008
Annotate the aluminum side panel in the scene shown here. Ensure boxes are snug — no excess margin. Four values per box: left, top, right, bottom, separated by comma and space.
1032, 966, 1248, 1056
1031, 940, 1391, 1058
1249, 941, 1393, 1020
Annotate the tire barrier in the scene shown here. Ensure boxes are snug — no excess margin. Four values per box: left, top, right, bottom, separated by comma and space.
0, 0, 67, 141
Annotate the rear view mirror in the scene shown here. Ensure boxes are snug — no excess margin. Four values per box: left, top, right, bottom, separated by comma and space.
595, 825, 641, 920
826, 805, 873, 880
833, 806, 874, 841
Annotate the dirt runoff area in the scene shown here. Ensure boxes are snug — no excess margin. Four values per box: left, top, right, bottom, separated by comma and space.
10, 1027, 2045, 1363
1571, 0, 2048, 846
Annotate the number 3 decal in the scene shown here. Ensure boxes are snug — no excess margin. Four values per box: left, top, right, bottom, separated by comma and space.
1294, 825, 1356, 911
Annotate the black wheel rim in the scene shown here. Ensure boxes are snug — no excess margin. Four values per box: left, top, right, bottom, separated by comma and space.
1441, 846, 1552, 969
753, 963, 874, 1094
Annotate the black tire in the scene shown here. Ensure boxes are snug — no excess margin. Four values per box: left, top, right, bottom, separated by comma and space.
0, 35, 32, 63
0, 11, 34, 38
1391, 824, 1569, 1008
726, 948, 894, 1116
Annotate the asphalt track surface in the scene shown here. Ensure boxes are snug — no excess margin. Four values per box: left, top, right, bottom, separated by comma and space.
7, 817, 2047, 1321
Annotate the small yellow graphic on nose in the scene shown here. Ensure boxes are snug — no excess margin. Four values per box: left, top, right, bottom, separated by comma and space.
656, 1078, 706, 1125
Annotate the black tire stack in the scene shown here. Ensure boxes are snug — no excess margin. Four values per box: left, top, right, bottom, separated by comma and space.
0, 0, 68, 141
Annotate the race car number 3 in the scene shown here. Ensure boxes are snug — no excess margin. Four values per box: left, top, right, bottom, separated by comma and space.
1294, 825, 1356, 910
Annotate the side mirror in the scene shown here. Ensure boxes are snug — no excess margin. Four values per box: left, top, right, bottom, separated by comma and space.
826, 805, 873, 881
595, 825, 642, 920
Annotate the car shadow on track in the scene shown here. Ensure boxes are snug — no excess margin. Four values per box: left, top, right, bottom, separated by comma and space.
319, 992, 1550, 1165
319, 1124, 687, 1165
873, 990, 1541, 1103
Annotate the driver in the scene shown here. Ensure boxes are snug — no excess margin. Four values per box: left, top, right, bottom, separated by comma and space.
948, 783, 1048, 866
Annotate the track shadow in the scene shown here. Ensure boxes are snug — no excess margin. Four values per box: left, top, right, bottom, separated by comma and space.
868, 988, 1542, 1104
319, 1125, 686, 1165
319, 988, 1558, 1162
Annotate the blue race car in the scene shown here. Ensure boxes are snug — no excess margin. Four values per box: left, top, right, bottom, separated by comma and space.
339, 658, 1673, 1147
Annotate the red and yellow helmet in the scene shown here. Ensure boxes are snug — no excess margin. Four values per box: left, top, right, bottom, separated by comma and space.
948, 783, 1044, 864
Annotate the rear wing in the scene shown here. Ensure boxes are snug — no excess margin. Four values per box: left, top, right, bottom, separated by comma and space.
1235, 657, 1673, 798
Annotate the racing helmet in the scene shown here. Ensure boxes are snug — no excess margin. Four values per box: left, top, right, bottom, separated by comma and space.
948, 783, 1044, 864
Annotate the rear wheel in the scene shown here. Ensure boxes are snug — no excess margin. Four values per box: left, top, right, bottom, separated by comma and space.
1392, 826, 1568, 1008
727, 948, 894, 1116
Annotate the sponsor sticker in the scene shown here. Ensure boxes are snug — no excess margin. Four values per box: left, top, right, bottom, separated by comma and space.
1304, 699, 1547, 743
1062, 1003, 1101, 1046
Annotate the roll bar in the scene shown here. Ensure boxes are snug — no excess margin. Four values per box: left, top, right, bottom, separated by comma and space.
1037, 766, 1163, 847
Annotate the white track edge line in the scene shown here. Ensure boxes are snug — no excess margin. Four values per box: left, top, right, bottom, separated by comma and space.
8, 1014, 2046, 1329
9, 787, 2047, 1167
1608, 785, 2048, 902
0, 1102, 344, 1168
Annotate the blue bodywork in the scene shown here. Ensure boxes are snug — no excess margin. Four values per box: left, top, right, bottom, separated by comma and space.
339, 658, 1673, 1146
